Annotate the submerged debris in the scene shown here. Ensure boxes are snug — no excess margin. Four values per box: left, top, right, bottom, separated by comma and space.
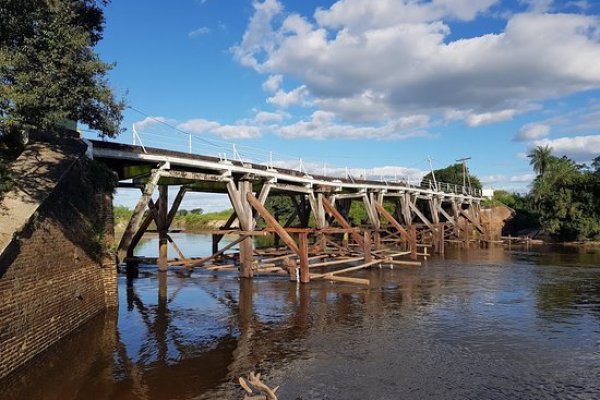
239, 372, 279, 400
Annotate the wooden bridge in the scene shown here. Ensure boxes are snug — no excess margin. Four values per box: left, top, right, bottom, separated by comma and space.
91, 140, 486, 284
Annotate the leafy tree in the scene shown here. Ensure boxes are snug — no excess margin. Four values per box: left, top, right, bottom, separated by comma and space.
530, 155, 600, 240
190, 208, 203, 215
0, 0, 124, 148
423, 163, 482, 189
528, 145, 553, 176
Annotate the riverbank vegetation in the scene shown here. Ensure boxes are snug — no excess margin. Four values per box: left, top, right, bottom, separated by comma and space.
114, 206, 234, 231
487, 147, 600, 241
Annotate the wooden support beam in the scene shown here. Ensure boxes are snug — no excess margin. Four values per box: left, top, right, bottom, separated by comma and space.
157, 185, 169, 272
309, 256, 364, 268
401, 193, 412, 225
460, 209, 485, 234
439, 205, 456, 226
373, 202, 413, 244
299, 232, 310, 283
311, 260, 381, 279
321, 196, 364, 247
408, 200, 434, 230
363, 230, 372, 263
188, 235, 248, 268
246, 193, 301, 256
167, 186, 187, 227
166, 234, 186, 260
118, 169, 161, 262
429, 197, 441, 225
238, 180, 254, 278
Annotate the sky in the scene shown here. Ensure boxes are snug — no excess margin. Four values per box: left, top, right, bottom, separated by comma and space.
91, 0, 600, 210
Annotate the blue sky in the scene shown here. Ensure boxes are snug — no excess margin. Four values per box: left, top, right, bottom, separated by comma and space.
92, 0, 600, 209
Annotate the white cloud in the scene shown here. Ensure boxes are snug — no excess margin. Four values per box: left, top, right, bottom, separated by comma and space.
253, 110, 289, 124
132, 116, 174, 131
481, 173, 536, 184
533, 135, 600, 161
262, 74, 283, 92
189, 26, 210, 37
519, 0, 554, 13
177, 118, 261, 139
270, 159, 426, 181
267, 85, 310, 108
514, 123, 551, 141
177, 118, 220, 133
465, 109, 518, 127
231, 0, 283, 69
315, 0, 499, 31
212, 125, 261, 139
234, 1, 600, 127
277, 110, 429, 139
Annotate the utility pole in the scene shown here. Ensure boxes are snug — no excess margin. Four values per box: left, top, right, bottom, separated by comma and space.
427, 155, 437, 190
456, 157, 472, 192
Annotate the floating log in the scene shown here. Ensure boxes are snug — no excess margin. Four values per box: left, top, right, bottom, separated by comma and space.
322, 275, 370, 285
387, 260, 421, 267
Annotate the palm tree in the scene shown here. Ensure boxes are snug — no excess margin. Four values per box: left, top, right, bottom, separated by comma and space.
528, 145, 553, 176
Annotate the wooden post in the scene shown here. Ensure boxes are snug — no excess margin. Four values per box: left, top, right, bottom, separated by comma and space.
438, 223, 445, 254
239, 180, 254, 278
157, 185, 168, 272
363, 230, 372, 263
410, 225, 417, 260
299, 232, 310, 283
284, 257, 298, 282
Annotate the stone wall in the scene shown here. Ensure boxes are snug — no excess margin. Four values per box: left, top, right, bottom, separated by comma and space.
0, 139, 117, 380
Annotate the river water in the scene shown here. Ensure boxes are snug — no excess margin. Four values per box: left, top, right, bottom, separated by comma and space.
2, 234, 599, 399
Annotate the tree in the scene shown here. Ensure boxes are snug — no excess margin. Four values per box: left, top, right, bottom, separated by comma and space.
423, 163, 482, 189
0, 0, 124, 147
527, 145, 554, 176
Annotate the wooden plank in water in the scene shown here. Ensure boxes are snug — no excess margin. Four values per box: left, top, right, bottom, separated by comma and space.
311, 259, 381, 279
309, 256, 364, 269
323, 275, 370, 285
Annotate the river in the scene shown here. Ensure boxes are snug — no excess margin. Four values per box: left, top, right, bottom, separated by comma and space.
1, 234, 599, 399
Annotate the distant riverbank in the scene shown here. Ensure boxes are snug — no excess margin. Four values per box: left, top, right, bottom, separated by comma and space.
114, 206, 234, 232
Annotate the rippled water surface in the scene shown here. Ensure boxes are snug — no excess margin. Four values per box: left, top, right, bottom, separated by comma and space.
2, 240, 600, 400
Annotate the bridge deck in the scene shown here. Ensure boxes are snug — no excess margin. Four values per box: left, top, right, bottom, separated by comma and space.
90, 140, 481, 200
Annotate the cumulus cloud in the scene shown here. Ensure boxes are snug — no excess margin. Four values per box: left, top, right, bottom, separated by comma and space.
133, 116, 175, 131
277, 110, 430, 139
481, 173, 536, 184
267, 85, 310, 108
233, 0, 600, 127
176, 118, 261, 139
253, 110, 289, 124
189, 26, 210, 37
465, 110, 518, 127
532, 135, 600, 161
262, 74, 283, 92
514, 123, 551, 141
270, 159, 426, 181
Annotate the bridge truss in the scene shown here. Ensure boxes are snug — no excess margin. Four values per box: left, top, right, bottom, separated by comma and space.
91, 140, 488, 285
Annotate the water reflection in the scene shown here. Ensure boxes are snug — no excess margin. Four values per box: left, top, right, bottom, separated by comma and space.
1, 245, 600, 399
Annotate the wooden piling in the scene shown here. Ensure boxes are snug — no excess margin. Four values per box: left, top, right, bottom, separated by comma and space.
157, 185, 168, 272
299, 232, 310, 283
363, 230, 372, 263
